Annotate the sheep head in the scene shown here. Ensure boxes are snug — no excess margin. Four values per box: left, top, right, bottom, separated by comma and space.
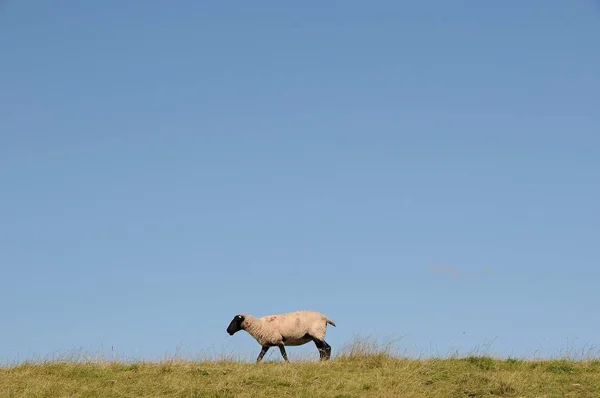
226, 314, 245, 335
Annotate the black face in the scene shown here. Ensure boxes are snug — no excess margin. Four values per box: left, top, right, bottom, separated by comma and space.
226, 315, 244, 335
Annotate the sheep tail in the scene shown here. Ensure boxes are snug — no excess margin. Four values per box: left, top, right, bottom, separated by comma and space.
324, 316, 336, 327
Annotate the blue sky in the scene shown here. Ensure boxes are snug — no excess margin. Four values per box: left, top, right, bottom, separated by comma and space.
1, 1, 599, 363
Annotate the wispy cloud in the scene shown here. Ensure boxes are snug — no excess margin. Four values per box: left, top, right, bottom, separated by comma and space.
430, 264, 461, 279
429, 264, 494, 281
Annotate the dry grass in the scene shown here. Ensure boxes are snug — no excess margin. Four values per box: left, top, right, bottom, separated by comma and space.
2, 338, 599, 397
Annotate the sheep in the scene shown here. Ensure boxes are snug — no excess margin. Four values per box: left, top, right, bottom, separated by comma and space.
226, 310, 336, 363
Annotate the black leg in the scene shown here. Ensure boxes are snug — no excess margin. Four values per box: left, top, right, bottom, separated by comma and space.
278, 344, 289, 362
311, 337, 332, 361
322, 341, 332, 360
256, 346, 270, 363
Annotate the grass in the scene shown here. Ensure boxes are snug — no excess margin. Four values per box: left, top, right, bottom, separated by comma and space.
2, 338, 600, 397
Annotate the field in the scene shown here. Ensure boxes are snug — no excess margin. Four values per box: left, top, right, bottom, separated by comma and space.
2, 339, 599, 397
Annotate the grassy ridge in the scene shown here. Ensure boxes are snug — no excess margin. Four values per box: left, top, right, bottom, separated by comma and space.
2, 356, 599, 397
2, 340, 600, 397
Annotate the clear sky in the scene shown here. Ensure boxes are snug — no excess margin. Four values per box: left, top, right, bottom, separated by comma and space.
1, 1, 599, 363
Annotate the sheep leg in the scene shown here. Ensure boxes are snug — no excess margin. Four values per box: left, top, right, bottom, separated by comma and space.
311, 337, 332, 360
321, 341, 332, 360
256, 346, 270, 363
277, 344, 289, 362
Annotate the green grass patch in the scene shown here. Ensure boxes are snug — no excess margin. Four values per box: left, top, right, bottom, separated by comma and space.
1, 339, 599, 397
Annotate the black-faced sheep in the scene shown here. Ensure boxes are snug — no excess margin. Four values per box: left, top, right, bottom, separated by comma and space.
226, 310, 336, 362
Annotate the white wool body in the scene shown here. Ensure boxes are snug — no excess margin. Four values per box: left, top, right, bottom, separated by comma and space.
242, 310, 335, 347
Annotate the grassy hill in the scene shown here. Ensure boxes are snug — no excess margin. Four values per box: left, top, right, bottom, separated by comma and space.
2, 340, 599, 397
